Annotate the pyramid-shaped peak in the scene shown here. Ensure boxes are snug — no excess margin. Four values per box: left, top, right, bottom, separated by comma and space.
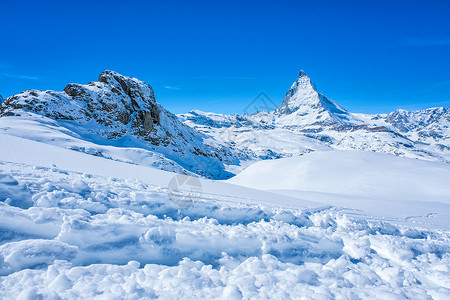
298, 70, 308, 78
276, 70, 351, 123
294, 69, 316, 90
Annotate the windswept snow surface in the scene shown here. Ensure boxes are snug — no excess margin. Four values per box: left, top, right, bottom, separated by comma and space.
0, 134, 450, 299
229, 151, 450, 230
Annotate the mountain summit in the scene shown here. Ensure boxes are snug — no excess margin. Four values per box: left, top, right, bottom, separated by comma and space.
276, 70, 357, 125
277, 70, 319, 114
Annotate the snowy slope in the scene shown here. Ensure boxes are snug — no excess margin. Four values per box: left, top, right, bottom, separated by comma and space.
1, 134, 450, 298
0, 113, 197, 175
229, 150, 450, 230
0, 133, 314, 208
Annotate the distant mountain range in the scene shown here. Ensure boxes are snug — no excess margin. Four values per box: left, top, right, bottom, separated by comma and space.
1, 70, 449, 179
180, 71, 450, 165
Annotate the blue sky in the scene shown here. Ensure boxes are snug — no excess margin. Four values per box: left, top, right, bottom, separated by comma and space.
1, 0, 449, 114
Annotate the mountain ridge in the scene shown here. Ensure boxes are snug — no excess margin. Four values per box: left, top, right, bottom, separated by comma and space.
1, 70, 449, 179
180, 70, 450, 165
0, 70, 238, 178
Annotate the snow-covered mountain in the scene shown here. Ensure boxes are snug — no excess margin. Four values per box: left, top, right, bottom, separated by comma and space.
0, 71, 237, 178
180, 71, 450, 164
1, 70, 449, 179
1, 71, 450, 298
384, 107, 450, 150
276, 70, 360, 125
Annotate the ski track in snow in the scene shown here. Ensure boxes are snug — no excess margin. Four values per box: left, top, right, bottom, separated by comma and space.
0, 161, 450, 299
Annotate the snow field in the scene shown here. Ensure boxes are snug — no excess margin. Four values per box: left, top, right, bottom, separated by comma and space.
0, 161, 449, 299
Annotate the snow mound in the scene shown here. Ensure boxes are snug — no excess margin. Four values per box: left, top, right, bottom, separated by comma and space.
229, 151, 450, 229
229, 150, 450, 203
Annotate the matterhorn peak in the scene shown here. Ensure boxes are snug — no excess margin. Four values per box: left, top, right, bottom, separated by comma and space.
298, 69, 307, 77
275, 70, 358, 125
276, 70, 320, 115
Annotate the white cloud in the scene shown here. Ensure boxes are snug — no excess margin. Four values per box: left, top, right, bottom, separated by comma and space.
405, 37, 450, 47
0, 73, 40, 80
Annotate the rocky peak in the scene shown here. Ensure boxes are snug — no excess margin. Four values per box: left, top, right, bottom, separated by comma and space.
1, 71, 161, 138
386, 107, 449, 132
0, 71, 237, 179
97, 70, 156, 106
275, 70, 356, 125
296, 69, 316, 89
276, 70, 322, 114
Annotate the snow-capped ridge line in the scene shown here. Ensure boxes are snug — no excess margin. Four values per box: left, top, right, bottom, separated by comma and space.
180, 70, 450, 165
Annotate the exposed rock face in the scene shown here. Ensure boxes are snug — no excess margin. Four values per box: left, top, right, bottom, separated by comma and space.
383, 107, 450, 149
1, 71, 162, 139
0, 71, 237, 179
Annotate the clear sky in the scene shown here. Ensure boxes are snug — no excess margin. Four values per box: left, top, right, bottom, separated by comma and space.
1, 0, 450, 114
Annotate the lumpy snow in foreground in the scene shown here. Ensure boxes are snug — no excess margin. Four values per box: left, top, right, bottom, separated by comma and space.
0, 134, 450, 299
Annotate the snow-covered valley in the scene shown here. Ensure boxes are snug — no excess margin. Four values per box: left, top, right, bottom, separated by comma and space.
0, 71, 449, 299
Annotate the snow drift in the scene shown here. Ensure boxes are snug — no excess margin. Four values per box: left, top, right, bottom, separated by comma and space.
229, 150, 450, 229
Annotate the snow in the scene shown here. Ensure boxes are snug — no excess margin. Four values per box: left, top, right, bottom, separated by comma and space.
0, 133, 315, 209
229, 150, 450, 230
276, 70, 361, 126
0, 134, 450, 298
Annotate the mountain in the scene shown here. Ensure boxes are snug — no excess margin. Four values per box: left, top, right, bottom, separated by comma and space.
1, 70, 449, 179
275, 70, 360, 125
0, 71, 237, 178
179, 71, 450, 164
384, 107, 450, 149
